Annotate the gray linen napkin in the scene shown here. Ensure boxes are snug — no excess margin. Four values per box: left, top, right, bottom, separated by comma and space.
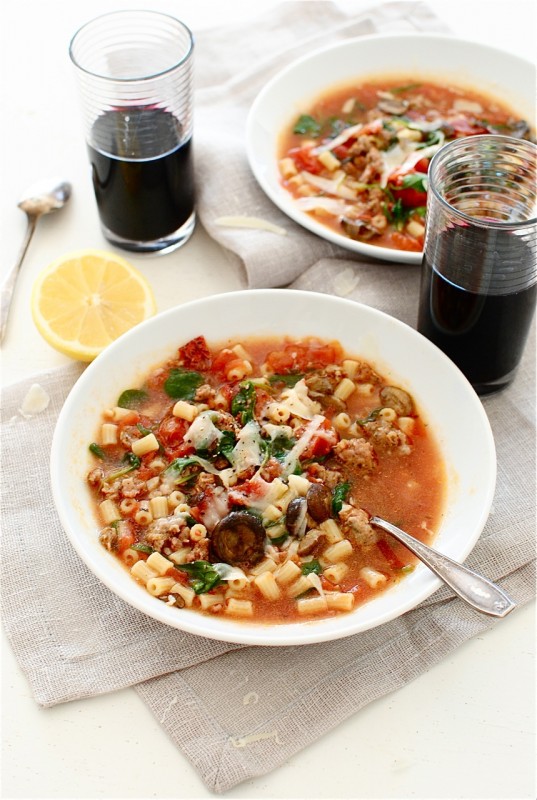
2, 2, 536, 794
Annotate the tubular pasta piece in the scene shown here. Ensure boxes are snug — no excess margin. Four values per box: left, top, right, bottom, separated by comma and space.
146, 551, 173, 576
323, 538, 354, 563
99, 499, 120, 524
274, 560, 302, 586
323, 562, 349, 584
359, 566, 387, 589
146, 576, 176, 596
100, 423, 118, 445
226, 598, 254, 617
131, 560, 158, 585
325, 592, 354, 611
296, 595, 328, 615
199, 593, 225, 610
254, 571, 281, 601
132, 433, 159, 456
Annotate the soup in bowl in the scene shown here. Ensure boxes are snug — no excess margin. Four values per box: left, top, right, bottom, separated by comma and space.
51, 290, 496, 645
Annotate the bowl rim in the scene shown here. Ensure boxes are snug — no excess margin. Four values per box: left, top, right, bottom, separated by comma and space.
245, 32, 535, 266
50, 289, 497, 646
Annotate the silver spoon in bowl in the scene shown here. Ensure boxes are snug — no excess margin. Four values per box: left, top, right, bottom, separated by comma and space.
1, 178, 72, 343
370, 516, 516, 618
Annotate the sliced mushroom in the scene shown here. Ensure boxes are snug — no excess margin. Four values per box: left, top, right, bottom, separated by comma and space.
376, 91, 409, 116
379, 386, 414, 416
166, 593, 185, 608
285, 497, 308, 539
297, 528, 323, 556
211, 511, 266, 567
341, 216, 377, 241
507, 119, 531, 139
306, 483, 333, 523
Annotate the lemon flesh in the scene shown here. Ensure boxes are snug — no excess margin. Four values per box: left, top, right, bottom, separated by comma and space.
31, 249, 156, 361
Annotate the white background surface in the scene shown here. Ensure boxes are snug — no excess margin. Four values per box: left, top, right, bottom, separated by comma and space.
1, 1, 536, 798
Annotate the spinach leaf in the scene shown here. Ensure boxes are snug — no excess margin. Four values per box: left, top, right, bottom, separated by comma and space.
164, 456, 203, 485
402, 173, 428, 193
180, 561, 222, 594
416, 129, 443, 149
137, 422, 153, 436
269, 533, 289, 546
216, 429, 237, 462
107, 451, 142, 481
131, 543, 155, 554
117, 388, 148, 409
293, 114, 321, 136
391, 83, 421, 94
89, 442, 105, 459
332, 482, 351, 515
266, 433, 296, 462
301, 559, 322, 575
355, 408, 382, 426
327, 116, 348, 137
384, 197, 407, 230
268, 373, 303, 387
164, 368, 203, 400
231, 381, 256, 425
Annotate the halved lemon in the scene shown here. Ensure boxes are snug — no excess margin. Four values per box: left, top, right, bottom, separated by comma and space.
31, 249, 156, 362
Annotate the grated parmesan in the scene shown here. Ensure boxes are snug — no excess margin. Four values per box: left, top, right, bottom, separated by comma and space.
19, 383, 50, 418
333, 267, 359, 297
214, 216, 287, 235
231, 729, 281, 748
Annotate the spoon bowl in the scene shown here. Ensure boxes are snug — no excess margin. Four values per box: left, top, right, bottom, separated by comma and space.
370, 516, 516, 618
1, 177, 72, 343
18, 179, 72, 216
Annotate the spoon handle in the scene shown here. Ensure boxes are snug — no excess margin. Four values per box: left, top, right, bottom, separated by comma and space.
370, 516, 516, 618
0, 213, 38, 344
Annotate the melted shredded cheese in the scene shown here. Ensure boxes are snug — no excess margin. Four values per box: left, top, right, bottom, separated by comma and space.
281, 414, 325, 477
184, 411, 223, 450
278, 379, 321, 420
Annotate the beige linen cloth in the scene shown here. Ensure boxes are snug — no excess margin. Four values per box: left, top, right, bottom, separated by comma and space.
2, 2, 535, 794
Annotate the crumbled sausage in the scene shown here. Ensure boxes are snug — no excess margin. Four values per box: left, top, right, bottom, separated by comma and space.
333, 438, 377, 473
364, 419, 408, 451
339, 507, 378, 548
120, 476, 146, 498
194, 383, 216, 403
99, 526, 118, 551
145, 517, 184, 550
306, 463, 343, 489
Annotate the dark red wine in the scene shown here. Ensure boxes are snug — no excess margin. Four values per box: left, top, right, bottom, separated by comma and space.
418, 229, 536, 394
88, 107, 194, 245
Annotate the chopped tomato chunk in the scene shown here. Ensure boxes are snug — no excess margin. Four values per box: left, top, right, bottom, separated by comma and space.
265, 340, 343, 374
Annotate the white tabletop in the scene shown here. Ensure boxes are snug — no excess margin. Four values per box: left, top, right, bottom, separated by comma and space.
2, 1, 535, 797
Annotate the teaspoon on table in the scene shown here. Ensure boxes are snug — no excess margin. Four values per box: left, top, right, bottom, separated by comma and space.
0, 178, 72, 344
370, 516, 516, 618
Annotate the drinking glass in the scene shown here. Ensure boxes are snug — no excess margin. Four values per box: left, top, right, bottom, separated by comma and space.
417, 135, 537, 394
70, 10, 195, 253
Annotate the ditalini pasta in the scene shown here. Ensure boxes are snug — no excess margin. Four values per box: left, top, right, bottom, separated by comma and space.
86, 334, 445, 623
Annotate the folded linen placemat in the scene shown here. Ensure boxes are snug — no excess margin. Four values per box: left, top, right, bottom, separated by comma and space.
2, 2, 536, 794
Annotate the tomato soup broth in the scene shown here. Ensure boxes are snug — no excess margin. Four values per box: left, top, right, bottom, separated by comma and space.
86, 335, 445, 624
278, 77, 534, 252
